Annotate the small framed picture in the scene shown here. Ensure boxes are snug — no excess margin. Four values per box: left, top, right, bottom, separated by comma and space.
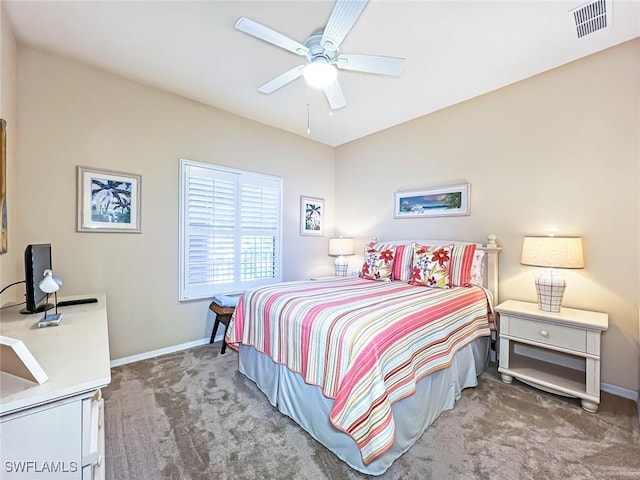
77, 166, 142, 233
300, 196, 324, 236
394, 183, 470, 218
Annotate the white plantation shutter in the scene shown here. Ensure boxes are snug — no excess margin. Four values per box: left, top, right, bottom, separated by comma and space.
240, 178, 280, 283
179, 160, 282, 301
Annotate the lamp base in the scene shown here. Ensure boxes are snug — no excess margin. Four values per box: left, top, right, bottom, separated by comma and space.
334, 255, 348, 276
38, 313, 63, 327
535, 269, 566, 313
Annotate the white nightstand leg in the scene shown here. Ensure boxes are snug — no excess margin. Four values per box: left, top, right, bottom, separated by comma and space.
585, 357, 600, 397
499, 336, 513, 383
581, 399, 599, 413
583, 356, 601, 412
584, 330, 601, 412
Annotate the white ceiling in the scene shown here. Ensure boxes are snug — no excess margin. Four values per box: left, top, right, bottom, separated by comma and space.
5, 1, 639, 147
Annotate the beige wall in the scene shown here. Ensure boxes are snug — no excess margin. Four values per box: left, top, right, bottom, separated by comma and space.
14, 47, 335, 360
0, 2, 17, 290
8, 36, 640, 394
336, 39, 640, 393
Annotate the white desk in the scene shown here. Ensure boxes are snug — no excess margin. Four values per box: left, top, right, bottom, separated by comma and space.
0, 294, 111, 479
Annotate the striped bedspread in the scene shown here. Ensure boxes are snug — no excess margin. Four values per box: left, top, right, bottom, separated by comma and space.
225, 277, 492, 464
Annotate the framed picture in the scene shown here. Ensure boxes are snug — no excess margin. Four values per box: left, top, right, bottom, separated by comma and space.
300, 196, 324, 236
394, 183, 470, 218
77, 166, 142, 233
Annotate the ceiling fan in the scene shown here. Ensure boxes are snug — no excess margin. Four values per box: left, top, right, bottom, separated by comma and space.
235, 0, 406, 111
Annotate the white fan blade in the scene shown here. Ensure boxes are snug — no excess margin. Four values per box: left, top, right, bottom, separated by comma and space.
258, 65, 306, 94
235, 17, 309, 56
336, 54, 405, 76
321, 0, 367, 50
323, 80, 347, 110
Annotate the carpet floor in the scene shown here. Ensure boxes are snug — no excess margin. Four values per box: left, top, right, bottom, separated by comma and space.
103, 344, 640, 480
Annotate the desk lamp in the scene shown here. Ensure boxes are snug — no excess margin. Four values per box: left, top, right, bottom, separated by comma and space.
39, 269, 63, 325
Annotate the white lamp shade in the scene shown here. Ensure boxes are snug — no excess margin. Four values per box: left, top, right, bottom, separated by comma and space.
329, 237, 355, 256
328, 238, 355, 256
521, 236, 584, 269
39, 269, 61, 294
521, 236, 583, 312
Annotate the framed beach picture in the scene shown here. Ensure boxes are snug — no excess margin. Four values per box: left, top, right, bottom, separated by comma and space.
394, 183, 470, 218
77, 166, 142, 233
300, 196, 324, 236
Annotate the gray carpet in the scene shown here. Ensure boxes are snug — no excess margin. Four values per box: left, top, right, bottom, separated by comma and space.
103, 344, 640, 480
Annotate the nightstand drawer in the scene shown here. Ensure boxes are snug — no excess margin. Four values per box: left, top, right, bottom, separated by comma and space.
508, 316, 586, 352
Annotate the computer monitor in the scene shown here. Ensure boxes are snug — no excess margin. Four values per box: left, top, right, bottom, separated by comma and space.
20, 243, 54, 314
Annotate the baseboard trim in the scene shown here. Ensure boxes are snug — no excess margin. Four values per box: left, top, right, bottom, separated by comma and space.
110, 337, 210, 368
601, 382, 638, 401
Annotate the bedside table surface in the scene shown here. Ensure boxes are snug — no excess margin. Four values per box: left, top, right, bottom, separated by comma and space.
495, 300, 608, 331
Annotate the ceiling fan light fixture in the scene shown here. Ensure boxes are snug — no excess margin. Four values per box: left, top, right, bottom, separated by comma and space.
235, 0, 405, 110
303, 62, 337, 89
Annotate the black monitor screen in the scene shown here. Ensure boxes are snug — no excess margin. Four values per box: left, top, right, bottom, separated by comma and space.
21, 243, 52, 314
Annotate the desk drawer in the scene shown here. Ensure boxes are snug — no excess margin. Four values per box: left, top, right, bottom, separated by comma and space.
507, 316, 586, 352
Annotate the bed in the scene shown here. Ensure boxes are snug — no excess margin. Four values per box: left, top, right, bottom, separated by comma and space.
225, 239, 500, 475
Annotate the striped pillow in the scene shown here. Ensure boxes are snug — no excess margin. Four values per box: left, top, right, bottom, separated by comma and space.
449, 243, 478, 287
368, 242, 414, 281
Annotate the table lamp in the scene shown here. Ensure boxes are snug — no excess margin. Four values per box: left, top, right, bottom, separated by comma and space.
520, 235, 584, 312
328, 237, 354, 276
39, 269, 63, 325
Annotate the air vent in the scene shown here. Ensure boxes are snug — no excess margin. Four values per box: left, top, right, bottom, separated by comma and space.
570, 0, 611, 38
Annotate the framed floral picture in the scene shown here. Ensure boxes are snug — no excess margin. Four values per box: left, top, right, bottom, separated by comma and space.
77, 166, 142, 233
394, 183, 470, 218
300, 196, 324, 236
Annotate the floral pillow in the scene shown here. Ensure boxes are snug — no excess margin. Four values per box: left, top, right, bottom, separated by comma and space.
360, 246, 397, 281
410, 244, 452, 288
367, 242, 414, 281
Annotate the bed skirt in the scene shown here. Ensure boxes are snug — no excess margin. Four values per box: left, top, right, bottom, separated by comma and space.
238, 336, 490, 476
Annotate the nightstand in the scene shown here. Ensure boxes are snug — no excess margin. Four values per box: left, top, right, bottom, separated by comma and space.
495, 300, 608, 413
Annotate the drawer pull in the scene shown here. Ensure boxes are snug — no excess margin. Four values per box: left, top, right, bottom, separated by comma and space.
540, 330, 549, 337
92, 389, 102, 402
97, 455, 102, 467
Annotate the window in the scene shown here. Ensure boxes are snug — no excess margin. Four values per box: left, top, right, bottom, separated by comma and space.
179, 159, 282, 301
